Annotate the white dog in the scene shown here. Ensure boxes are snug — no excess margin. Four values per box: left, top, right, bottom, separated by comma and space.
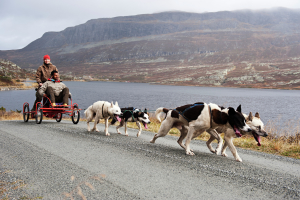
151, 102, 252, 156
207, 112, 268, 162
84, 101, 121, 136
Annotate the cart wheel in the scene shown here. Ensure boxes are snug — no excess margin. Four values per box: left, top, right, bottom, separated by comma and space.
71, 105, 80, 124
56, 113, 62, 122
23, 103, 30, 122
35, 103, 43, 124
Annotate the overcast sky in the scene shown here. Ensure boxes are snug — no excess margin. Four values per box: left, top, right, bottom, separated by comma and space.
1, 0, 300, 50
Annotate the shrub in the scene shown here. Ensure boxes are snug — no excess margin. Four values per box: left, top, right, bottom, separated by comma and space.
0, 76, 12, 83
0, 106, 6, 112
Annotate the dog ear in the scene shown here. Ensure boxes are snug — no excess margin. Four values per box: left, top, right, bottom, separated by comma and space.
115, 101, 118, 106
236, 105, 242, 113
111, 102, 114, 107
228, 107, 236, 115
255, 112, 260, 118
144, 108, 147, 113
248, 112, 253, 121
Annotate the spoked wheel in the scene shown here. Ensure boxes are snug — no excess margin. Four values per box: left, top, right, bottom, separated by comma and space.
35, 103, 43, 124
56, 113, 62, 122
23, 103, 29, 122
71, 104, 80, 124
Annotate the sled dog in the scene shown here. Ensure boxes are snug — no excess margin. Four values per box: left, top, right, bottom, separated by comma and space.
208, 112, 268, 162
84, 101, 121, 136
111, 107, 151, 137
151, 102, 251, 155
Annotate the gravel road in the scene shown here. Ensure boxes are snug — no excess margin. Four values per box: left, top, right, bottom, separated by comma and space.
0, 120, 299, 199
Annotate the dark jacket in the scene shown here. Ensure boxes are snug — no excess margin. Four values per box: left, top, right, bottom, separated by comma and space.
36, 62, 58, 84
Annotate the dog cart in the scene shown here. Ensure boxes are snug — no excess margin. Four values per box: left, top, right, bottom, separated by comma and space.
22, 95, 80, 124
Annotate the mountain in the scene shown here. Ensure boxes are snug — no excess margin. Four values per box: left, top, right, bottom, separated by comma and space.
1, 7, 300, 89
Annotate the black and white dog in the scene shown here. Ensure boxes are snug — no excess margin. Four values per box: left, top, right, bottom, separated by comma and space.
208, 112, 268, 162
111, 107, 151, 137
151, 102, 252, 155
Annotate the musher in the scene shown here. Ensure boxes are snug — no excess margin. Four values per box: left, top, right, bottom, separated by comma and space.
31, 55, 58, 111
38, 70, 70, 107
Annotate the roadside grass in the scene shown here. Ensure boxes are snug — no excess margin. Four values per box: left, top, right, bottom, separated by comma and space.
1, 110, 299, 159
0, 110, 23, 121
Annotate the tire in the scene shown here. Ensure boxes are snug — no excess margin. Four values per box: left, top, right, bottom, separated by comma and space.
23, 103, 29, 122
71, 105, 80, 124
56, 113, 62, 122
35, 103, 43, 124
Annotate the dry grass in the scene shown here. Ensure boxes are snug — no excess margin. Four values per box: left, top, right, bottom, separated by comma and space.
0, 110, 23, 121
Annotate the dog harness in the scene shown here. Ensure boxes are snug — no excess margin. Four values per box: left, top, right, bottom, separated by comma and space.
175, 103, 213, 128
121, 107, 138, 122
102, 103, 107, 118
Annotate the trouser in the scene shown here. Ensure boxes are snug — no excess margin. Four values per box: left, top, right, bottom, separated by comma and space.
31, 87, 69, 111
48, 87, 69, 105
31, 88, 44, 111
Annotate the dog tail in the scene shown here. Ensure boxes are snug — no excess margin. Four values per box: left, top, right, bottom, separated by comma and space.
155, 107, 169, 122
84, 106, 90, 115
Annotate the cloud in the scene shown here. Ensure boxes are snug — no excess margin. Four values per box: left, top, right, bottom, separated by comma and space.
1, 0, 300, 50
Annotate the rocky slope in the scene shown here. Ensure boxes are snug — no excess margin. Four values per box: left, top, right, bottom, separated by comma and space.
1, 8, 300, 89
0, 59, 34, 86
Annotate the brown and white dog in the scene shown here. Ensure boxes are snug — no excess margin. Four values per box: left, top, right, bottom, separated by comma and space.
110, 107, 151, 137
207, 112, 268, 162
150, 102, 252, 156
84, 101, 121, 136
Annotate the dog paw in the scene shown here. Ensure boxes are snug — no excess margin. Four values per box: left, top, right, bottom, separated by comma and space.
186, 150, 195, 156
96, 130, 100, 132
235, 157, 242, 162
222, 152, 228, 157
150, 140, 155, 143
215, 148, 221, 155
125, 133, 129, 136
209, 149, 215, 154
137, 133, 141, 137
117, 132, 122, 134
106, 133, 110, 136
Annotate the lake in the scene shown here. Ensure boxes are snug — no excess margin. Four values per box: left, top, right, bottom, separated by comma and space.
1, 81, 300, 132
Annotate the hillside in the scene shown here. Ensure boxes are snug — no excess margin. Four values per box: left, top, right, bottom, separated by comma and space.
1, 8, 300, 89
0, 59, 35, 87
